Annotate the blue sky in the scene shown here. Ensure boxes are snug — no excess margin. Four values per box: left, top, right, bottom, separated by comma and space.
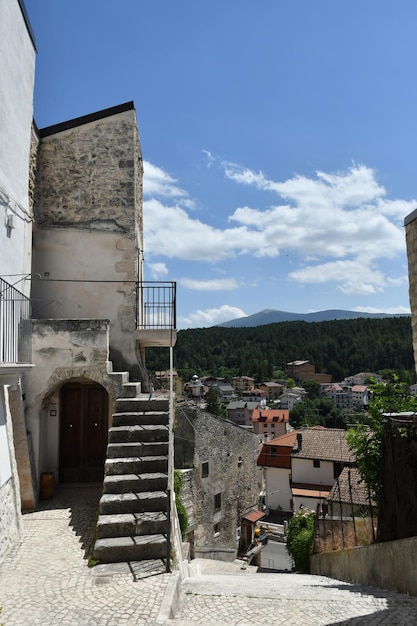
25, 1, 417, 328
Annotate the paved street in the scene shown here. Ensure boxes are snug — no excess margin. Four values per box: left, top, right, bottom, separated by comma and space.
168, 559, 417, 625
1, 487, 417, 625
0, 485, 172, 626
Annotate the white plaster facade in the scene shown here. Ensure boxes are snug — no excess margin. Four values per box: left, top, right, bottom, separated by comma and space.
264, 466, 292, 513
0, 0, 36, 563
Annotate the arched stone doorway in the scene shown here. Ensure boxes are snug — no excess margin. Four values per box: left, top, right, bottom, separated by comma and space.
59, 381, 109, 482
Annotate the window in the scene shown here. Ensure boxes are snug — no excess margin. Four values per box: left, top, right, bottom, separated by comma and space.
214, 492, 222, 511
270, 448, 276, 457
214, 523, 220, 536
334, 461, 343, 479
313, 459, 321, 468
202, 461, 209, 478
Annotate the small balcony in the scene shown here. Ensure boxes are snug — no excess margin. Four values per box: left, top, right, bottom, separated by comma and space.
0, 277, 33, 383
136, 281, 177, 348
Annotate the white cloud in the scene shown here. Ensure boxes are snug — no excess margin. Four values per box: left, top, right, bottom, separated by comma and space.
143, 160, 417, 297
288, 259, 386, 295
202, 149, 215, 168
179, 278, 239, 291
147, 262, 168, 279
353, 306, 411, 315
144, 198, 272, 261
179, 304, 247, 329
143, 161, 195, 209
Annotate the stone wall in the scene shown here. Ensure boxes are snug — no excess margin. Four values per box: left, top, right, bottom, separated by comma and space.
0, 386, 23, 563
0, 479, 22, 563
175, 404, 261, 561
24, 319, 115, 481
311, 536, 417, 596
35, 107, 140, 235
31, 105, 145, 378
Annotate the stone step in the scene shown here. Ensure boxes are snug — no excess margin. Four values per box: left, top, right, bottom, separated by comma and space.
108, 425, 168, 444
99, 491, 168, 515
96, 512, 169, 539
115, 396, 169, 413
103, 472, 168, 494
120, 382, 142, 398
112, 411, 169, 427
107, 442, 168, 458
105, 456, 168, 476
93, 534, 167, 563
107, 371, 130, 385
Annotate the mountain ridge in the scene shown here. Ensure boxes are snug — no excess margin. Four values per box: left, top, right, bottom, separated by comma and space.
217, 308, 410, 328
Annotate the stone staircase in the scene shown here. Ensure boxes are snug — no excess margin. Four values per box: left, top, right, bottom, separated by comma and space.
93, 373, 171, 564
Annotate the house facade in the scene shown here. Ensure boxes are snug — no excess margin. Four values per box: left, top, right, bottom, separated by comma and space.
226, 400, 259, 427
174, 404, 261, 561
232, 376, 255, 394
1, 0, 177, 565
0, 0, 36, 561
251, 408, 289, 442
257, 428, 354, 515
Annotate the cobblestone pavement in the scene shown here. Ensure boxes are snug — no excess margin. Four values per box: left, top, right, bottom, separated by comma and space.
0, 485, 172, 626
3, 491, 417, 626
168, 559, 417, 625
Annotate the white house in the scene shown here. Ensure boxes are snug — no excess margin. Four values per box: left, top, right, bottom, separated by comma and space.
0, 0, 36, 562
257, 428, 355, 516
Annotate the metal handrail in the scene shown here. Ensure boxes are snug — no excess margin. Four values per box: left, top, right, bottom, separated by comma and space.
0, 277, 32, 364
137, 281, 176, 330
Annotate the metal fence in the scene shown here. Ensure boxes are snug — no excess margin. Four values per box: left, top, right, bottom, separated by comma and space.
0, 277, 32, 364
137, 282, 176, 330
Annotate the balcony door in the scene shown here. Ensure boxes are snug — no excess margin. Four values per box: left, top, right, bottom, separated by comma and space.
59, 382, 108, 482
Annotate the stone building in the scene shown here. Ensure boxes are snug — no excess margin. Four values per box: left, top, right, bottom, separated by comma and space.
0, 0, 177, 565
174, 403, 261, 561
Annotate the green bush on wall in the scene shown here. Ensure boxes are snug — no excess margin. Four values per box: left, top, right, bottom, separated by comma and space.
174, 470, 188, 539
286, 509, 315, 573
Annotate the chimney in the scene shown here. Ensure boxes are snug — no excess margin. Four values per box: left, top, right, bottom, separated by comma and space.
296, 432, 302, 451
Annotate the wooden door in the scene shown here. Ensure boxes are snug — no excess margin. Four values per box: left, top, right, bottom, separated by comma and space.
59, 382, 108, 482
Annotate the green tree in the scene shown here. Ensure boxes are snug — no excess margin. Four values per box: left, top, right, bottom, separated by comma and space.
205, 389, 223, 416
347, 378, 417, 500
286, 509, 315, 572
302, 379, 320, 399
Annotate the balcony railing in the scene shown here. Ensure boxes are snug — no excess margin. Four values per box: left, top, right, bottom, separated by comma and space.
0, 278, 32, 364
137, 282, 176, 331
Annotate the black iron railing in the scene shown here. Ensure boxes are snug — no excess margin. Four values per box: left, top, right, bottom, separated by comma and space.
137, 282, 176, 330
0, 278, 32, 364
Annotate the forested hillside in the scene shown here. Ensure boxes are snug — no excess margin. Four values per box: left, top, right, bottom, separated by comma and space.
146, 317, 415, 383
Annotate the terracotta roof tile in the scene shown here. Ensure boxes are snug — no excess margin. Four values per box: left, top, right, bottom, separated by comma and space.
292, 428, 354, 464
328, 467, 374, 506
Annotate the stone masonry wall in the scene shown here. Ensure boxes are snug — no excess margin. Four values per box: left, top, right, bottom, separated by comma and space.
0, 387, 23, 563
0, 479, 21, 563
35, 109, 140, 236
175, 404, 261, 561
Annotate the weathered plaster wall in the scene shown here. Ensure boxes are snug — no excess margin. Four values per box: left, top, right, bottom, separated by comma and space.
32, 107, 144, 377
175, 405, 261, 561
24, 319, 116, 481
311, 536, 417, 596
31, 228, 140, 374
0, 0, 36, 286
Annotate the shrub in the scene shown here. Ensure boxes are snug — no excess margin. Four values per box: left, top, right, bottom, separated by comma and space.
174, 470, 188, 538
286, 509, 315, 572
